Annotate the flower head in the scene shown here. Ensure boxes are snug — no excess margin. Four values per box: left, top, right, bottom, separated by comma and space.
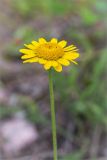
19, 38, 79, 72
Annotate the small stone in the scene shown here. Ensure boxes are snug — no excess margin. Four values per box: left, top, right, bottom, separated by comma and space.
0, 117, 38, 155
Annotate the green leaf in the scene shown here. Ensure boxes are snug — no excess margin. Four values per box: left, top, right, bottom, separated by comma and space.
80, 8, 99, 25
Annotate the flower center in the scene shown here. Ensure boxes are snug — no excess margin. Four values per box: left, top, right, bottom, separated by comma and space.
36, 43, 64, 60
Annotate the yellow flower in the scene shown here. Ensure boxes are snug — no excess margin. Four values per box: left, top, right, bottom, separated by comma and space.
19, 38, 79, 72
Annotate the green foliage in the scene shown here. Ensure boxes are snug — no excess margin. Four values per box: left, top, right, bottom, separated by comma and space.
12, 0, 71, 17
12, 0, 40, 17
0, 106, 19, 119
42, 0, 71, 16
81, 48, 107, 99
12, 0, 107, 21
19, 96, 48, 125
0, 96, 48, 126
80, 7, 99, 25
54, 47, 107, 125
61, 151, 83, 160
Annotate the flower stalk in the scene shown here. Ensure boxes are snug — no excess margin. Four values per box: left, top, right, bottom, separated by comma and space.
48, 69, 58, 160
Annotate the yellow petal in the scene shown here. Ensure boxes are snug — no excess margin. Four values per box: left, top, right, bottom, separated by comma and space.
43, 61, 58, 70
19, 49, 35, 54
58, 40, 67, 48
54, 64, 62, 72
51, 38, 58, 43
24, 44, 36, 50
39, 38, 47, 44
21, 54, 36, 59
38, 58, 47, 64
32, 41, 39, 47
58, 58, 70, 66
63, 52, 79, 60
51, 61, 58, 67
23, 57, 38, 63
71, 60, 78, 65
44, 62, 51, 70
64, 45, 73, 50
64, 45, 78, 51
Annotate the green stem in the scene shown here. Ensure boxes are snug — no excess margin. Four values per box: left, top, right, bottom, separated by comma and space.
48, 69, 58, 160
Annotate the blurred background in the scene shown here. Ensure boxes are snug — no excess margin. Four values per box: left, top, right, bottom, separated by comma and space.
0, 0, 107, 160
